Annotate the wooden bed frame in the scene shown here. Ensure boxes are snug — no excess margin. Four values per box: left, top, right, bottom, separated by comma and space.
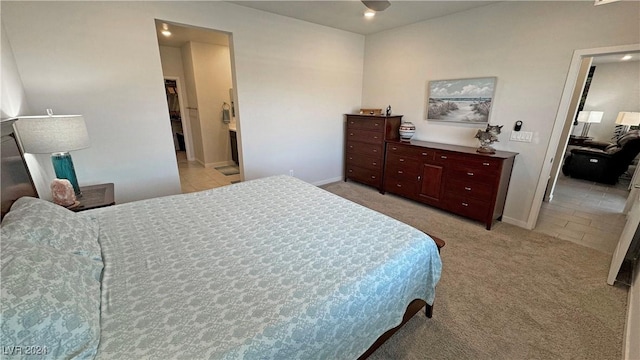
0, 122, 445, 358
1, 119, 38, 220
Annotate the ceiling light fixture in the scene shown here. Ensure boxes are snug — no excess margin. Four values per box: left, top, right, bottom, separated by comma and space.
362, 0, 391, 12
161, 23, 171, 37
621, 54, 632, 61
364, 9, 376, 18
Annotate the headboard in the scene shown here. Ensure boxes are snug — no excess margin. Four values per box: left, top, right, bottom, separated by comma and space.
1, 119, 38, 220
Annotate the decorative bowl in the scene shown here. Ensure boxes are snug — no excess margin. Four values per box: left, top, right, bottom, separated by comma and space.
399, 122, 416, 141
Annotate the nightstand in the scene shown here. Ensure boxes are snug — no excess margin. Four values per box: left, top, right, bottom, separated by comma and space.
70, 183, 115, 212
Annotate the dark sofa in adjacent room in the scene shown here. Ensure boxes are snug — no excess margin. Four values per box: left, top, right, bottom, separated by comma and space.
562, 130, 640, 185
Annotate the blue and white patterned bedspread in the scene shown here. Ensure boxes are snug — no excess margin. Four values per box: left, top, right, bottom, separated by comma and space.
90, 175, 442, 359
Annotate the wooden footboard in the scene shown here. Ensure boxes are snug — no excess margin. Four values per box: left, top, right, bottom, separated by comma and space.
358, 235, 445, 359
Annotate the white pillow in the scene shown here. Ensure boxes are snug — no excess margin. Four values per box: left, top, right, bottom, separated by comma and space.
1, 197, 101, 262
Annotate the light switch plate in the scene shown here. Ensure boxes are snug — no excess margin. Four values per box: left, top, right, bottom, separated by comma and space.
509, 131, 533, 142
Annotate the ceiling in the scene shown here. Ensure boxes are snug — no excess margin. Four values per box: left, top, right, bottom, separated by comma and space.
155, 20, 230, 47
227, 1, 497, 35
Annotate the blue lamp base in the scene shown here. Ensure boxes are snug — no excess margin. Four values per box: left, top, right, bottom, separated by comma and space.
51, 152, 82, 196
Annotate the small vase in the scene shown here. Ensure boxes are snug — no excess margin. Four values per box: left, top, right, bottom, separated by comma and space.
399, 122, 416, 141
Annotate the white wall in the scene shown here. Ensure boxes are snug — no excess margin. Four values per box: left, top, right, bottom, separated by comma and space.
2, 1, 364, 203
583, 61, 640, 142
189, 42, 233, 167
1, 23, 30, 119
361, 1, 640, 226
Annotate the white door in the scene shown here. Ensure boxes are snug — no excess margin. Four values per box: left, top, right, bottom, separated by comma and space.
608, 183, 640, 285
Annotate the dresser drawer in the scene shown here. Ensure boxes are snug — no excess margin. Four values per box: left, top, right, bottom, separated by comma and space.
384, 177, 418, 198
346, 141, 383, 157
448, 154, 501, 169
387, 143, 435, 161
444, 179, 493, 201
346, 117, 385, 131
347, 129, 383, 144
346, 153, 382, 171
346, 165, 382, 187
443, 193, 490, 221
448, 164, 497, 185
385, 153, 420, 174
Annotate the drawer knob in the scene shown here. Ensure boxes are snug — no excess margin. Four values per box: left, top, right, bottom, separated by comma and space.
464, 186, 472, 191
372, 162, 377, 166
399, 158, 405, 162
467, 172, 474, 176
422, 152, 428, 156
392, 147, 397, 150
375, 123, 380, 126
462, 202, 469, 207
350, 133, 354, 136
350, 121, 355, 125
374, 136, 379, 139
373, 149, 378, 153
441, 155, 447, 159
371, 175, 376, 179
349, 145, 353, 149
397, 184, 402, 187
398, 170, 404, 174
348, 169, 353, 173
483, 162, 490, 166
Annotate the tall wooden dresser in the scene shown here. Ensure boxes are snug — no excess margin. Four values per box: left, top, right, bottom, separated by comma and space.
384, 139, 517, 230
344, 114, 402, 192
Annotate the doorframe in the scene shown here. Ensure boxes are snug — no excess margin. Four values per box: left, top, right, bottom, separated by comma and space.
164, 76, 194, 161
527, 43, 640, 230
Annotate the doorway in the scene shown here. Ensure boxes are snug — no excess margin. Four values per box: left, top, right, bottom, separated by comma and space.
531, 44, 640, 252
155, 20, 242, 192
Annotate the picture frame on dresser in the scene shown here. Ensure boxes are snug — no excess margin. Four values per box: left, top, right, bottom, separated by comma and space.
425, 77, 496, 124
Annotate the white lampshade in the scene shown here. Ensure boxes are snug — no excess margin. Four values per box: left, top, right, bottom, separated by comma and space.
615, 112, 640, 126
14, 115, 89, 154
576, 111, 604, 124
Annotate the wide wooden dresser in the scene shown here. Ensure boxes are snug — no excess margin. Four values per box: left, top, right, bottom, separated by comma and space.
383, 139, 517, 230
344, 114, 402, 192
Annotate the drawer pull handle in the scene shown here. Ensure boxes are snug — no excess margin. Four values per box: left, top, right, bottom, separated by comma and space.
371, 176, 376, 179
373, 149, 378, 153
422, 152, 428, 156
461, 202, 469, 207
349, 145, 353, 149
374, 123, 380, 126
441, 155, 447, 159
483, 162, 490, 166
373, 136, 379, 139
349, 157, 353, 160
467, 172, 474, 176
418, 175, 421, 181
464, 187, 472, 191
392, 147, 397, 150
397, 184, 402, 187
399, 158, 405, 162
350, 133, 354, 136
398, 170, 404, 174
372, 162, 377, 166
348, 170, 353, 173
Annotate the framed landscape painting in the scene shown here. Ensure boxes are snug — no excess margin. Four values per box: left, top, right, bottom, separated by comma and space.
425, 77, 496, 123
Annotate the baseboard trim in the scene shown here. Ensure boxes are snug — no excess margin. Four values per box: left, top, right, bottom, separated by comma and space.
205, 160, 236, 169
312, 176, 343, 187
624, 262, 639, 360
501, 216, 531, 230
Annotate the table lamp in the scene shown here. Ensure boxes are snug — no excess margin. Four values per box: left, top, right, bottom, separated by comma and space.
14, 113, 89, 196
615, 111, 640, 133
576, 110, 603, 137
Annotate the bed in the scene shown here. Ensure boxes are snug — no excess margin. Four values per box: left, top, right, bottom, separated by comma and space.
1, 172, 442, 359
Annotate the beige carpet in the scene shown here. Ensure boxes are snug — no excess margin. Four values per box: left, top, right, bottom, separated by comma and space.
321, 180, 628, 360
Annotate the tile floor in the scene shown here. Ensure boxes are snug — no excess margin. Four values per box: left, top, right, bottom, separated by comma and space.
534, 174, 629, 254
175, 151, 241, 193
